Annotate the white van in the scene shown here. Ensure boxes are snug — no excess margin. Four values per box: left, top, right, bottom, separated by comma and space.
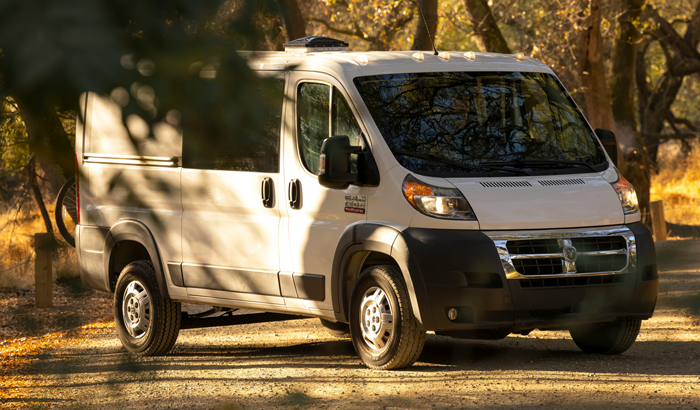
76, 37, 658, 370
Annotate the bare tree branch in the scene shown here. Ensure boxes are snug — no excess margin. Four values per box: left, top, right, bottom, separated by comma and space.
667, 112, 698, 132
649, 6, 700, 61
642, 132, 698, 140
308, 18, 379, 43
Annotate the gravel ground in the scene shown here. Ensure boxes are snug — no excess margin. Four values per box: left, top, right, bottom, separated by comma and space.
3, 240, 700, 409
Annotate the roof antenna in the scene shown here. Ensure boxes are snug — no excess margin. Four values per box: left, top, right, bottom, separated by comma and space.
416, 1, 438, 56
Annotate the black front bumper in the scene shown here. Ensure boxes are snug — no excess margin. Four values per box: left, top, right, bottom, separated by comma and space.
402, 222, 658, 335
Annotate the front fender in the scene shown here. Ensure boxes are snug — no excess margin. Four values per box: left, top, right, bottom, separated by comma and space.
331, 222, 435, 329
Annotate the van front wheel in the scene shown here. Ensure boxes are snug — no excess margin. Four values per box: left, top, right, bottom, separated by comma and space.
319, 319, 350, 338
349, 265, 425, 370
114, 261, 181, 356
569, 317, 641, 355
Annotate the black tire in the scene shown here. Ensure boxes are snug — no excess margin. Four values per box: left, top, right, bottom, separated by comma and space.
114, 261, 181, 356
54, 176, 77, 247
569, 317, 642, 355
349, 265, 425, 370
319, 318, 350, 338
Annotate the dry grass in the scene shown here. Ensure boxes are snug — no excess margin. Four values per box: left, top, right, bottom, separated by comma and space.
0, 197, 78, 290
651, 140, 700, 226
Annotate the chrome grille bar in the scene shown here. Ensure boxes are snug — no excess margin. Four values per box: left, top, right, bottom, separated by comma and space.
485, 226, 636, 280
510, 249, 626, 259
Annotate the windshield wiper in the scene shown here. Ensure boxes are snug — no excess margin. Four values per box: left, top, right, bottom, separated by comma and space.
480, 159, 598, 173
392, 150, 531, 175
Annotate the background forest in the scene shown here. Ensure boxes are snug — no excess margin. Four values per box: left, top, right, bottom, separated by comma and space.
1, 0, 699, 286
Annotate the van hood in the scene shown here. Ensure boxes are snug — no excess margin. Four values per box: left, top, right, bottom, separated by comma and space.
450, 174, 625, 230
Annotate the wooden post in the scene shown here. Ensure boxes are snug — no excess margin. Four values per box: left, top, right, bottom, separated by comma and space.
651, 200, 667, 242
35, 233, 53, 308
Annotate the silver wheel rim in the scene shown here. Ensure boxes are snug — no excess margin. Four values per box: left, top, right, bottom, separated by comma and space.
122, 280, 151, 339
359, 286, 394, 351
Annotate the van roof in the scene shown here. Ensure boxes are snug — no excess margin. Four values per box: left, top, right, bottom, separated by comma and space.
242, 50, 554, 80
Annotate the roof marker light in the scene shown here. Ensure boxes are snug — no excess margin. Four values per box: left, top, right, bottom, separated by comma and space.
356, 55, 369, 66
412, 52, 424, 62
463, 51, 476, 61
513, 52, 525, 61
438, 51, 450, 61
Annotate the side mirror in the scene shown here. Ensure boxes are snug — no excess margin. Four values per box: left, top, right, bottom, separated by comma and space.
318, 135, 362, 189
595, 128, 618, 167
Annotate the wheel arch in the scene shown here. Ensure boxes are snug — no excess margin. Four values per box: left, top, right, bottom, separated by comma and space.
331, 222, 434, 329
103, 220, 170, 299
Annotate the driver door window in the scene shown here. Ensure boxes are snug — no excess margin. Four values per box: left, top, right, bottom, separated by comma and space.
297, 83, 361, 175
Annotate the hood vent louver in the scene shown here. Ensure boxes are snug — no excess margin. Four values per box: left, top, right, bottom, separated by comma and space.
480, 181, 532, 188
538, 179, 586, 186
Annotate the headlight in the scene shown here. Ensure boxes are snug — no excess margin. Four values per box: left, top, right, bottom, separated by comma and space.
611, 174, 639, 214
402, 174, 476, 220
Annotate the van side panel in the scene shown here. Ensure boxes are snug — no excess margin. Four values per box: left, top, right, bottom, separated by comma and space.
77, 93, 183, 296
76, 226, 111, 292
85, 94, 181, 158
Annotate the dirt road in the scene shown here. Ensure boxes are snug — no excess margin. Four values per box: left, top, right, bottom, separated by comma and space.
3, 240, 700, 409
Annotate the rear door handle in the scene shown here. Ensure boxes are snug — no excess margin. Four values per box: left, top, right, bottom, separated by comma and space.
288, 179, 302, 210
261, 177, 274, 208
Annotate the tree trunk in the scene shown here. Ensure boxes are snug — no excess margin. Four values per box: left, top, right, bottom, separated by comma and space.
14, 98, 74, 198
463, 0, 511, 53
412, 0, 438, 51
610, 0, 651, 226
638, 3, 700, 162
277, 0, 306, 41
578, 0, 618, 134
27, 156, 55, 239
640, 73, 684, 161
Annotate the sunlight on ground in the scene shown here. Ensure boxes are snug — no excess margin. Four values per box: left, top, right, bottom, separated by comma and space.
651, 140, 700, 226
2, 310, 699, 409
0, 320, 114, 407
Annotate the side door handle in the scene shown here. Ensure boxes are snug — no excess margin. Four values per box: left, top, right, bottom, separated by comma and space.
288, 179, 302, 210
261, 177, 274, 208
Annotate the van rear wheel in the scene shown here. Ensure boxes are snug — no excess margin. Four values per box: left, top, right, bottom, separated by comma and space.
569, 317, 641, 355
349, 265, 425, 370
114, 261, 181, 356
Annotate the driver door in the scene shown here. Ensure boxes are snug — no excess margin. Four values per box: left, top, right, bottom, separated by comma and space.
280, 72, 369, 313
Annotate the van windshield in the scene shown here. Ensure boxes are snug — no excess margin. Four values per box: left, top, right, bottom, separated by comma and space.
353, 72, 607, 176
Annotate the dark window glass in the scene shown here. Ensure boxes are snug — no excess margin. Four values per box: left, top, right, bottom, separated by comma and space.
182, 78, 283, 172
332, 89, 362, 146
297, 83, 330, 175
297, 84, 362, 175
332, 88, 361, 173
353, 72, 606, 176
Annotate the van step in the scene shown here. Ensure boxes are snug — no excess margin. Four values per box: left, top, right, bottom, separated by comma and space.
180, 312, 307, 330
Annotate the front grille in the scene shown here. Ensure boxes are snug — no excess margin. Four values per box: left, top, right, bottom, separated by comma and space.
512, 258, 562, 275
507, 239, 559, 255
571, 236, 626, 251
576, 254, 627, 272
507, 235, 628, 276
519, 274, 627, 288
530, 307, 573, 319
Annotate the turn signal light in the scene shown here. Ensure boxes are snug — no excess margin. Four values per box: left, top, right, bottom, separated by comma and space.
402, 174, 476, 220
611, 175, 639, 214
